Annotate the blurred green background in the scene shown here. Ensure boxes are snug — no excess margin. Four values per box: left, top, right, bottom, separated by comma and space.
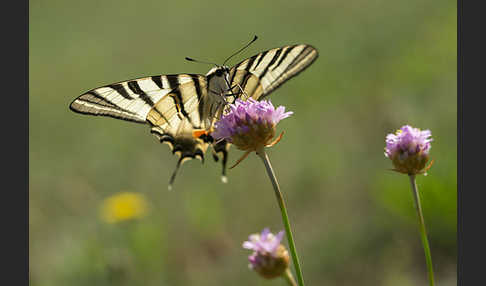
29, 0, 456, 285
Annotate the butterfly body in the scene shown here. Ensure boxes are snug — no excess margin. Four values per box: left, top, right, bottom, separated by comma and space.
70, 44, 318, 188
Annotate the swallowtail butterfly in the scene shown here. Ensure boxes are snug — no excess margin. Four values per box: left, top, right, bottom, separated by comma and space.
70, 37, 318, 189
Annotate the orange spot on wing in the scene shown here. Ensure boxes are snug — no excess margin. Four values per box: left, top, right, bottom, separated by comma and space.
192, 129, 210, 138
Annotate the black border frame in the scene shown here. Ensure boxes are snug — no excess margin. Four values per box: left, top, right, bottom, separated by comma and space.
5, 0, 28, 284
459, 0, 484, 285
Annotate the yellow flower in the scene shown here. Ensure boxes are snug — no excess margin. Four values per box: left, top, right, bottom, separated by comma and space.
100, 192, 149, 223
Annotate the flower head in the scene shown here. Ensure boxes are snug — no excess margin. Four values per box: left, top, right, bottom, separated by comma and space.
212, 99, 293, 152
385, 125, 433, 175
242, 228, 289, 279
100, 192, 149, 223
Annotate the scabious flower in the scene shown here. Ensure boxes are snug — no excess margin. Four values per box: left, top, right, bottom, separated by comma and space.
385, 125, 433, 175
243, 228, 289, 279
212, 99, 293, 152
100, 192, 149, 223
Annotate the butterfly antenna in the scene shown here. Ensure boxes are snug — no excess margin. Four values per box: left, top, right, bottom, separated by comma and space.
185, 57, 218, 67
223, 35, 258, 66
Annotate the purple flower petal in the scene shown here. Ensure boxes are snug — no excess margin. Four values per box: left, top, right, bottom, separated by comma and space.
385, 125, 432, 158
243, 228, 285, 257
212, 99, 293, 147
385, 124, 433, 174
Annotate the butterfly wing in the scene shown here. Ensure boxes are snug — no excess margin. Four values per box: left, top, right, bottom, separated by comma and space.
70, 74, 228, 186
226, 44, 318, 102
70, 74, 209, 125
215, 44, 318, 171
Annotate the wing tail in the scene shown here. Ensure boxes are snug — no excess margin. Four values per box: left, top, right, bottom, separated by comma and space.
212, 140, 231, 183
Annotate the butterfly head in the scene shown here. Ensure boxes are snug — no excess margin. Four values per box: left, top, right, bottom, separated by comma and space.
206, 66, 231, 78
206, 66, 232, 98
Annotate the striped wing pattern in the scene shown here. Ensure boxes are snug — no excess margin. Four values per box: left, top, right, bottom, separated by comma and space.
70, 74, 205, 126
227, 44, 318, 102
70, 44, 318, 189
70, 74, 230, 187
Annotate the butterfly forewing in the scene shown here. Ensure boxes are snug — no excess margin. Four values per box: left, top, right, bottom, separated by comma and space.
70, 74, 207, 126
227, 44, 318, 102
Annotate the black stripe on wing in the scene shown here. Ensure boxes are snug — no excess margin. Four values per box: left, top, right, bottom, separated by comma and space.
273, 46, 294, 71
69, 90, 146, 123
151, 76, 165, 89
192, 75, 205, 124
108, 83, 133, 99
259, 48, 282, 79
228, 44, 318, 100
253, 50, 269, 70
127, 80, 155, 106
70, 73, 208, 125
169, 76, 190, 121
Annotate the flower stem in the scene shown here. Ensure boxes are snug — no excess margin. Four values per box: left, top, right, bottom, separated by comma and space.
283, 268, 298, 286
256, 148, 305, 286
409, 175, 435, 286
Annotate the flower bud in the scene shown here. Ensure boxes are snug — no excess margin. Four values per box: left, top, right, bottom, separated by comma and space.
243, 228, 290, 279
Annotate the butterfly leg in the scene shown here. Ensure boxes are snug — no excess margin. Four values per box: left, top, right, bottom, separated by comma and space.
224, 75, 248, 98
223, 89, 243, 98
234, 83, 249, 99
223, 84, 246, 102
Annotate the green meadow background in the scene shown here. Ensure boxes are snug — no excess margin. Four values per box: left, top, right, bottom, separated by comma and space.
30, 0, 457, 285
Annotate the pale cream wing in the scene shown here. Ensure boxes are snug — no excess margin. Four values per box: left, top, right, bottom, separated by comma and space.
70, 74, 207, 127
227, 44, 318, 102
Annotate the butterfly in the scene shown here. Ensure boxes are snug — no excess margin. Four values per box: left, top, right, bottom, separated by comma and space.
70, 37, 318, 189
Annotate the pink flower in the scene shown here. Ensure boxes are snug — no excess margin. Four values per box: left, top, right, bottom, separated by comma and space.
212, 99, 292, 152
385, 125, 433, 175
242, 228, 289, 279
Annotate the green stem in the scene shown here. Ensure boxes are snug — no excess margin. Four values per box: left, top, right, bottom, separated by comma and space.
256, 148, 305, 286
283, 268, 298, 286
409, 175, 435, 286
